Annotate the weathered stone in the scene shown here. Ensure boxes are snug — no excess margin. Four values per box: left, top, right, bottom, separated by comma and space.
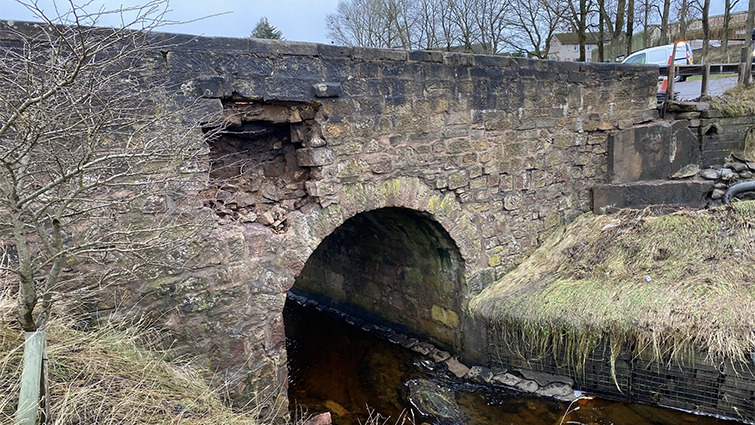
711, 188, 726, 199
491, 372, 521, 387
731, 162, 748, 172
720, 168, 737, 181
700, 168, 720, 180
257, 211, 275, 225
536, 383, 575, 400
233, 192, 256, 208
467, 366, 494, 384
261, 184, 281, 203
503, 193, 523, 210
296, 147, 334, 167
303, 412, 332, 425
431, 305, 459, 328
405, 379, 465, 425
308, 135, 327, 148
445, 357, 470, 378
515, 379, 539, 393
447, 171, 469, 190
593, 180, 714, 214
670, 163, 699, 179
312, 82, 343, 98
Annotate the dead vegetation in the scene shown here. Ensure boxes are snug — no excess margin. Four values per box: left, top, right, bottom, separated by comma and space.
470, 201, 755, 369
711, 82, 755, 117
0, 293, 269, 425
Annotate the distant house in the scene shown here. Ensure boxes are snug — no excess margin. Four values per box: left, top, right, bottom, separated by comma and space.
549, 33, 598, 62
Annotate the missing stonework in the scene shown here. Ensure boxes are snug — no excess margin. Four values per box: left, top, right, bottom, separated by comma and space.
201, 100, 325, 233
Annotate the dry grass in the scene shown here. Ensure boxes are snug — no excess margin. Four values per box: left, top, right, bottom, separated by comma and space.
470, 202, 755, 369
711, 82, 755, 117
0, 293, 268, 425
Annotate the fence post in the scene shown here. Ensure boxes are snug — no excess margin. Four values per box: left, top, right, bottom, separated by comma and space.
16, 331, 45, 425
701, 63, 711, 97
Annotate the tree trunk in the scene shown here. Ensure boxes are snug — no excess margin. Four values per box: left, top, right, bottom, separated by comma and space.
660, 0, 671, 45
598, 0, 605, 62
678, 0, 688, 41
701, 0, 710, 63
579, 0, 588, 61
626, 0, 635, 56
723, 0, 732, 58
743, 0, 755, 86
643, 0, 650, 48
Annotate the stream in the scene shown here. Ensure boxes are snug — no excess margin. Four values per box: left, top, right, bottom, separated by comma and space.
284, 294, 740, 425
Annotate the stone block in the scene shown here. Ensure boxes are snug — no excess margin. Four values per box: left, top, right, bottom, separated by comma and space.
312, 82, 343, 98
608, 120, 701, 183
592, 180, 714, 214
296, 148, 334, 167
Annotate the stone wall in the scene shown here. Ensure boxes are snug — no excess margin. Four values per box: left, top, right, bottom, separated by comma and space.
594, 103, 755, 212
137, 35, 661, 411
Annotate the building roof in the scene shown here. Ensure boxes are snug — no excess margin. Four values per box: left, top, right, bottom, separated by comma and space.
553, 32, 598, 45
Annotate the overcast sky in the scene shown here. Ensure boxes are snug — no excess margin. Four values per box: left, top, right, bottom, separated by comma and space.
0, 0, 342, 44
0, 0, 744, 45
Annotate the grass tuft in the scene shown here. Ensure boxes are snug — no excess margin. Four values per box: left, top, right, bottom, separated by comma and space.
711, 82, 755, 117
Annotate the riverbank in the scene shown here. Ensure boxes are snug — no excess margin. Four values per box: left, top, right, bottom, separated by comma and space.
470, 201, 755, 368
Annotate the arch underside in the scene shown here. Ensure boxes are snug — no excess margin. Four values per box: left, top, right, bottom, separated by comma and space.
293, 207, 466, 349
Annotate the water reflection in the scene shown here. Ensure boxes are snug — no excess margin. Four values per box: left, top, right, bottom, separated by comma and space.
284, 295, 739, 425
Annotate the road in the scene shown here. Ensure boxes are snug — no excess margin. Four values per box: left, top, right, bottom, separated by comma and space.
671, 76, 738, 100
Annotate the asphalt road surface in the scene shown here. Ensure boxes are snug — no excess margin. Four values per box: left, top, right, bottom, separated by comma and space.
672, 76, 738, 100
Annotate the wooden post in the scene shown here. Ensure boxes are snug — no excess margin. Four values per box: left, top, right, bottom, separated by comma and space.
664, 42, 679, 112
701, 63, 711, 97
16, 331, 45, 425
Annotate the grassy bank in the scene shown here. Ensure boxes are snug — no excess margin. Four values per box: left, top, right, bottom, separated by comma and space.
711, 80, 755, 116
470, 202, 755, 367
0, 296, 264, 425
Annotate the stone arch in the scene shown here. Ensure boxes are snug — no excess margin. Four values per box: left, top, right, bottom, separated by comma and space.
282, 176, 484, 349
284, 176, 483, 290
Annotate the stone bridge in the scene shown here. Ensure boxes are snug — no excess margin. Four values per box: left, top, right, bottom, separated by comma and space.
144, 35, 671, 412
152, 35, 665, 410
2, 21, 674, 412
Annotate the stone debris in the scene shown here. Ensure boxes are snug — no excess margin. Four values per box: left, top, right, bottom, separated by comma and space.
670, 163, 699, 179
491, 372, 521, 387
444, 357, 470, 378
515, 379, 539, 393
303, 412, 332, 425
681, 153, 755, 204
466, 365, 494, 384
431, 349, 451, 362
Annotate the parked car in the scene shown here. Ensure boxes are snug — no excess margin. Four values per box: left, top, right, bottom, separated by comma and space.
621, 42, 693, 82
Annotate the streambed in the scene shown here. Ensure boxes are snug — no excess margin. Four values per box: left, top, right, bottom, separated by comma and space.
284, 294, 739, 425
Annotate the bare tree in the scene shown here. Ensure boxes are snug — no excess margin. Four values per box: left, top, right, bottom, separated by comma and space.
0, 1, 215, 332
596, 0, 627, 61
558, 0, 595, 61
722, 0, 742, 58
326, 0, 418, 49
503, 0, 566, 58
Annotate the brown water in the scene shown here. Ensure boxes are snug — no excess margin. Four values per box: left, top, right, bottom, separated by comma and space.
284, 295, 740, 425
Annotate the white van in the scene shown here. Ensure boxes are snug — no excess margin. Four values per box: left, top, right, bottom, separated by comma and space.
622, 42, 693, 81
